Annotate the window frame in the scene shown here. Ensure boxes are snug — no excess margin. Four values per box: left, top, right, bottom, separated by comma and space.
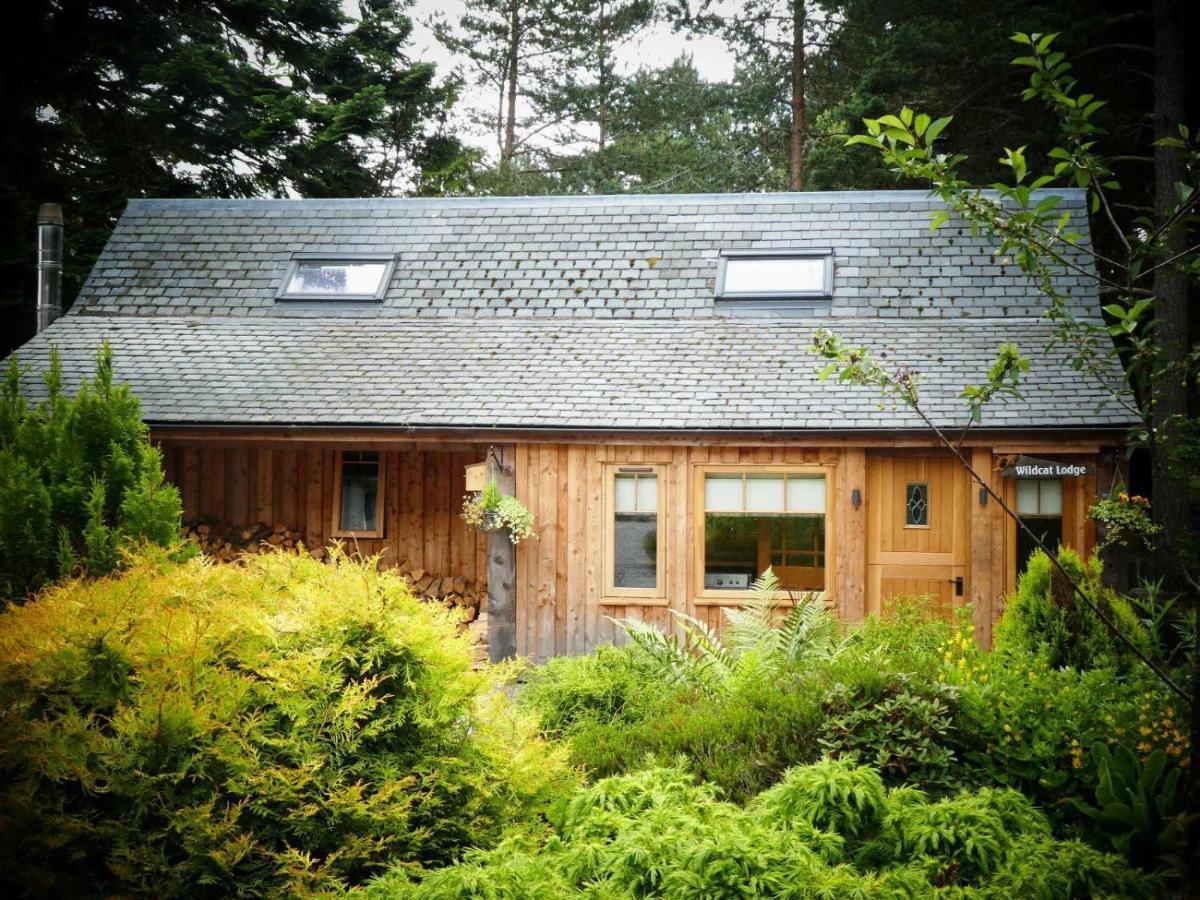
603, 464, 667, 605
330, 449, 386, 539
904, 481, 931, 529
692, 463, 835, 605
1015, 478, 1064, 517
275, 252, 397, 302
714, 248, 834, 301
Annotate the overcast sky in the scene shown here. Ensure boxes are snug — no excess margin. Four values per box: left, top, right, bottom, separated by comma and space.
402, 1, 738, 152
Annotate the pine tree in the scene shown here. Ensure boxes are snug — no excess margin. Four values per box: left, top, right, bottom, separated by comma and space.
0, 1, 464, 355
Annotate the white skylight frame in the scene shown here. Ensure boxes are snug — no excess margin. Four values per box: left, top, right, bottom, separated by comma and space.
275, 252, 397, 302
715, 249, 834, 300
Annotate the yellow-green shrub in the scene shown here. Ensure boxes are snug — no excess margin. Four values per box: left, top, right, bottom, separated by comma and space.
993, 548, 1150, 672
0, 548, 574, 897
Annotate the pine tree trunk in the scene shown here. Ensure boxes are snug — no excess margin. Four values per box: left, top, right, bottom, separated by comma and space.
1151, 0, 1197, 882
502, 0, 520, 165
598, 1, 608, 153
788, 1, 806, 191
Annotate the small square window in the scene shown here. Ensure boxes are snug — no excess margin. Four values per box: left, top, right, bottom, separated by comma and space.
716, 250, 833, 300
905, 482, 929, 527
333, 450, 385, 537
1016, 479, 1063, 516
277, 254, 395, 301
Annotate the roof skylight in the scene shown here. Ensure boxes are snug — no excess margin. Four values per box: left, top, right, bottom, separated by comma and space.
276, 254, 396, 301
716, 250, 833, 300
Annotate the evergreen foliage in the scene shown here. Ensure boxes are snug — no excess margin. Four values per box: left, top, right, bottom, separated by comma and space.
994, 547, 1152, 671
1, 0, 464, 353
0, 548, 573, 897
0, 345, 181, 600
369, 762, 1156, 898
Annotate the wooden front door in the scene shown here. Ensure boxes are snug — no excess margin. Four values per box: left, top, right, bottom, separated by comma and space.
867, 454, 970, 620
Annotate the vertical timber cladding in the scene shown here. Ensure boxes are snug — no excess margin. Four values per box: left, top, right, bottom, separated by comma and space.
160, 443, 488, 585
512, 443, 866, 663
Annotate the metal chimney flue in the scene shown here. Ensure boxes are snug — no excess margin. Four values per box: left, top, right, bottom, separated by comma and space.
36, 203, 64, 332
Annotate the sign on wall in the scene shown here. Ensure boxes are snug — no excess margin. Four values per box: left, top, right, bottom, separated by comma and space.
1001, 455, 1094, 479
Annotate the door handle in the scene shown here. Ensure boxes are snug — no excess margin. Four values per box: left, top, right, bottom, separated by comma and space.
948, 576, 964, 597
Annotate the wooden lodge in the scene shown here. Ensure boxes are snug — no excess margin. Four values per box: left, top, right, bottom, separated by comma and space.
12, 191, 1134, 662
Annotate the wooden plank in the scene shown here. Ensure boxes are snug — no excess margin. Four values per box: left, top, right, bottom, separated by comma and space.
969, 447, 996, 647
201, 448, 225, 520
536, 444, 558, 664
181, 448, 201, 520
513, 442, 532, 657
448, 452, 468, 578
225, 448, 249, 525
151, 425, 1127, 450
486, 445, 517, 662
254, 449, 273, 526
585, 445, 605, 649
423, 451, 450, 576
280, 449, 300, 528
836, 448, 867, 621
555, 444, 569, 655
565, 444, 586, 654
399, 451, 424, 571
304, 450, 323, 553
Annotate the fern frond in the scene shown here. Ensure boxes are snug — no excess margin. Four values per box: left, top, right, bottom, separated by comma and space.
778, 593, 840, 665
722, 567, 783, 660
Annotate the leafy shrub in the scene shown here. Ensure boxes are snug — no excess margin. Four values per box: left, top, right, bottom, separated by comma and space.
949, 640, 1186, 829
1071, 743, 1186, 871
818, 673, 960, 791
993, 547, 1150, 672
0, 345, 182, 600
880, 785, 1048, 885
0, 548, 574, 897
985, 833, 1163, 898
372, 761, 1154, 899
753, 757, 888, 839
568, 675, 825, 802
519, 643, 660, 736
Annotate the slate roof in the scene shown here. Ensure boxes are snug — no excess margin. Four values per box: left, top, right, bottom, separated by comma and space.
10, 189, 1136, 431
14, 316, 1132, 431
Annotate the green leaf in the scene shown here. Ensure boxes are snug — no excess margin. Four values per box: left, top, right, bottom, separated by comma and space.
924, 116, 953, 145
929, 210, 949, 231
1035, 32, 1057, 53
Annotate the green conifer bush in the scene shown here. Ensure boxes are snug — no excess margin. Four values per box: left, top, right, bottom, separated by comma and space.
0, 345, 182, 600
0, 548, 574, 897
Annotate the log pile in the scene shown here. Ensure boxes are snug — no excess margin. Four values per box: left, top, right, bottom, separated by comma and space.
393, 559, 487, 626
182, 520, 323, 561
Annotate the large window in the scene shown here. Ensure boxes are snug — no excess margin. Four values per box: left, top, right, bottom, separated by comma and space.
606, 466, 663, 599
700, 471, 827, 593
332, 450, 385, 538
277, 254, 396, 301
1015, 479, 1063, 575
715, 250, 833, 300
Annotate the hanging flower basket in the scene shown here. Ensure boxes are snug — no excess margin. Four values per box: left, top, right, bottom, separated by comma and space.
461, 480, 537, 544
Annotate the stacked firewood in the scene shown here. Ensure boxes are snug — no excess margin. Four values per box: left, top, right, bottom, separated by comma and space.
393, 559, 487, 625
181, 521, 322, 561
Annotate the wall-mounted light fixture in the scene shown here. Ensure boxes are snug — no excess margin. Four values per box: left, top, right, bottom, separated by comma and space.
851, 488, 862, 510
979, 487, 989, 507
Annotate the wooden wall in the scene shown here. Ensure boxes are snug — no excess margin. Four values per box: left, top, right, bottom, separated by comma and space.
155, 436, 1101, 665
512, 442, 1098, 663
512, 443, 862, 662
160, 443, 489, 585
